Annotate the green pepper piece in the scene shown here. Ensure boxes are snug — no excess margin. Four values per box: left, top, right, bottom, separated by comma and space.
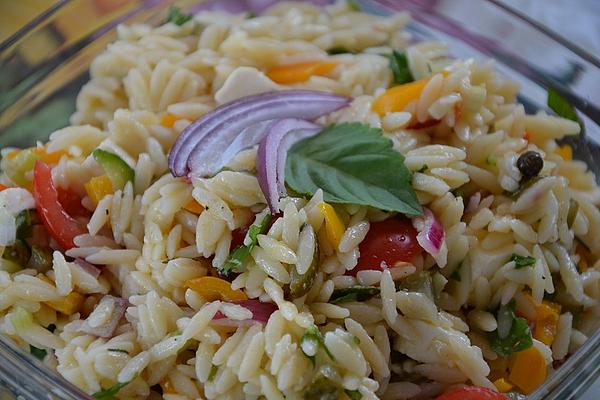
28, 245, 53, 272
93, 149, 135, 190
3, 239, 31, 266
6, 149, 37, 187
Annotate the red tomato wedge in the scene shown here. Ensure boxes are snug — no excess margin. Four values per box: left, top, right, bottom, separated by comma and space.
436, 386, 508, 400
57, 187, 90, 219
33, 161, 86, 250
349, 218, 422, 276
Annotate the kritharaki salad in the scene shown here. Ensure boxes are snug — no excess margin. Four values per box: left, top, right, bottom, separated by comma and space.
0, 1, 598, 400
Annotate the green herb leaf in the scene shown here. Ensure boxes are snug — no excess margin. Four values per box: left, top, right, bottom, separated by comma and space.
107, 348, 129, 355
301, 326, 336, 362
489, 302, 533, 357
346, 0, 361, 11
486, 156, 497, 167
286, 123, 422, 216
164, 6, 193, 26
330, 286, 380, 304
567, 198, 579, 228
417, 164, 428, 173
451, 186, 465, 199
304, 376, 340, 400
547, 88, 582, 130
207, 364, 218, 382
92, 380, 131, 400
246, 11, 257, 19
450, 267, 461, 282
510, 254, 536, 269
388, 50, 414, 86
345, 389, 362, 400
221, 212, 272, 275
327, 47, 353, 55
47, 324, 56, 333
30, 345, 47, 360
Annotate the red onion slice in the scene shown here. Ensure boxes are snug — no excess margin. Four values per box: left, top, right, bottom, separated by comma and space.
256, 119, 321, 212
168, 90, 350, 178
412, 208, 448, 267
79, 295, 128, 338
212, 299, 277, 327
74, 258, 101, 279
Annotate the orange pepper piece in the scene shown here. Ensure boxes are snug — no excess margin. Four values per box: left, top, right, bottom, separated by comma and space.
0, 184, 7, 191
509, 346, 547, 394
7, 147, 66, 164
183, 198, 204, 214
161, 113, 179, 128
493, 378, 514, 393
372, 72, 449, 117
555, 144, 573, 161
533, 301, 561, 345
84, 175, 114, 206
266, 61, 337, 84
185, 276, 248, 302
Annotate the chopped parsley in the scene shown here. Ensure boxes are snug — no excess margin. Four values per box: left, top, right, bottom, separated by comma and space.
510, 254, 536, 269
489, 301, 533, 357
164, 6, 192, 26
221, 212, 272, 275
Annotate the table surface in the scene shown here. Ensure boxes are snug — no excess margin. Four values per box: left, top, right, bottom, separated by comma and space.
1, 0, 600, 398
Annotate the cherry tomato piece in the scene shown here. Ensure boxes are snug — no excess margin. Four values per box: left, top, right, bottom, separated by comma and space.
350, 218, 422, 276
436, 386, 508, 400
57, 187, 90, 219
33, 161, 86, 250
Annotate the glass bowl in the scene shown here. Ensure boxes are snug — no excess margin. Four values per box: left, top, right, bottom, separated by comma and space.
1, 0, 599, 399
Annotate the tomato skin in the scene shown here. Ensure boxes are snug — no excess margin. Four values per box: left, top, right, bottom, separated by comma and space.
57, 187, 90, 219
350, 218, 422, 276
436, 386, 508, 400
33, 161, 87, 250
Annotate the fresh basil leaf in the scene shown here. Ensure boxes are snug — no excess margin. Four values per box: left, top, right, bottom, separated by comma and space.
164, 6, 193, 26
489, 301, 532, 357
489, 316, 532, 357
221, 212, 272, 275
286, 123, 422, 216
547, 88, 581, 128
510, 254, 536, 269
345, 389, 362, 400
92, 380, 131, 399
330, 286, 379, 304
388, 50, 414, 85
301, 326, 336, 362
347, 0, 361, 11
30, 345, 47, 360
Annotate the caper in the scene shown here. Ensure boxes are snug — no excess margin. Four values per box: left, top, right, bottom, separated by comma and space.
517, 151, 543, 179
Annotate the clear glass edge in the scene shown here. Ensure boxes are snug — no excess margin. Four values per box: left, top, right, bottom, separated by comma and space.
0, 0, 599, 398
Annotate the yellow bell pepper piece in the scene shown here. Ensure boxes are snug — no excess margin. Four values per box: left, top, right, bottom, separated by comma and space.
38, 274, 85, 315
509, 346, 547, 394
533, 301, 561, 346
493, 378, 514, 393
45, 292, 85, 315
185, 276, 248, 302
372, 72, 449, 117
555, 144, 572, 161
84, 175, 114, 206
161, 113, 179, 128
317, 202, 345, 249
266, 61, 337, 84
183, 198, 204, 214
